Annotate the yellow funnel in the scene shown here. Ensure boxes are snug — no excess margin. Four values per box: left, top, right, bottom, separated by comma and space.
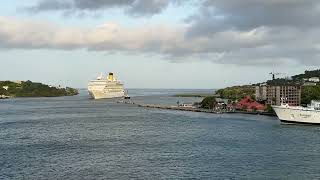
108, 72, 114, 81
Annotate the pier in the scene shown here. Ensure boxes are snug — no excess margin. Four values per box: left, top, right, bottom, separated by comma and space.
116, 100, 276, 116
137, 104, 225, 114
138, 104, 276, 116
135, 103, 275, 116
116, 100, 222, 113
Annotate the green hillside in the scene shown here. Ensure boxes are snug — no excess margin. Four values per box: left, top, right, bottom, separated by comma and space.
215, 85, 255, 101
0, 80, 78, 97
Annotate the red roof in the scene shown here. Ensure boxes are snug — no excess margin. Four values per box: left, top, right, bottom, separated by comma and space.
236, 96, 265, 111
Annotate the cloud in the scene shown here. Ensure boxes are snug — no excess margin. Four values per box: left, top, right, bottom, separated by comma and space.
182, 0, 320, 65
1, 15, 320, 66
0, 16, 183, 52
4, 0, 320, 66
187, 0, 320, 37
25, 0, 181, 16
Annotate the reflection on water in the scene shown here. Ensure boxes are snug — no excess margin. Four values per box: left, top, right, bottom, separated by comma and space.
1, 89, 320, 179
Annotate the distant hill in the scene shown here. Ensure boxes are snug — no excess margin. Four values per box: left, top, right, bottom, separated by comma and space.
0, 80, 78, 97
292, 69, 320, 80
265, 69, 320, 86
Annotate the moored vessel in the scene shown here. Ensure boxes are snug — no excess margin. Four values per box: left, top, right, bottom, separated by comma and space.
272, 100, 320, 124
88, 72, 125, 99
0, 95, 10, 99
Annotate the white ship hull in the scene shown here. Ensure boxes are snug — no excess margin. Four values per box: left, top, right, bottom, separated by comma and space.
273, 106, 320, 124
88, 90, 125, 99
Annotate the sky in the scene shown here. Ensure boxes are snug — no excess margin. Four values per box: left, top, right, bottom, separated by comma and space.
0, 0, 319, 89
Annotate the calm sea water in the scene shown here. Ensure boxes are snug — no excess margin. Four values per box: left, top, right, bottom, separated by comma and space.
1, 89, 320, 179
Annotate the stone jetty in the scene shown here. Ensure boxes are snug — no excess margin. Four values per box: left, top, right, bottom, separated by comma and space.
138, 104, 224, 114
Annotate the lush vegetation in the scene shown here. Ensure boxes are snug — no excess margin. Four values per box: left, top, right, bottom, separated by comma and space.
264, 69, 320, 86
301, 85, 320, 105
265, 78, 299, 86
292, 69, 320, 80
200, 96, 217, 109
0, 80, 78, 97
215, 86, 255, 101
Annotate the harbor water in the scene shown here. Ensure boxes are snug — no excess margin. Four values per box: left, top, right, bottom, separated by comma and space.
1, 89, 320, 179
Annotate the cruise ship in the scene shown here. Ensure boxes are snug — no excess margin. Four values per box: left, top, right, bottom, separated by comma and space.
88, 72, 125, 99
272, 100, 320, 124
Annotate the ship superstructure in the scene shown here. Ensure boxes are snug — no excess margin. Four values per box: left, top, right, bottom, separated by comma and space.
272, 100, 320, 124
88, 72, 125, 99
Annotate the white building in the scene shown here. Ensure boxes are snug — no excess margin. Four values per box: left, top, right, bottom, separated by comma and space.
2, 86, 8, 90
308, 77, 320, 82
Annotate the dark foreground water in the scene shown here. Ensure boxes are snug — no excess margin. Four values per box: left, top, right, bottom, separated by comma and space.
1, 89, 320, 179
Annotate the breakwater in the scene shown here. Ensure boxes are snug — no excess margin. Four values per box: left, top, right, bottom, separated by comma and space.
136, 103, 276, 116
116, 99, 276, 116
138, 104, 222, 114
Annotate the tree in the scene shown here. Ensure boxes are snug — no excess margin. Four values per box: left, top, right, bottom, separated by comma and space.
200, 96, 217, 109
216, 86, 255, 101
301, 85, 320, 105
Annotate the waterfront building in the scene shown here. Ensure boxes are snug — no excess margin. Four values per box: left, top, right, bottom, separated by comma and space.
255, 85, 301, 106
236, 96, 265, 112
302, 77, 320, 85
308, 77, 320, 82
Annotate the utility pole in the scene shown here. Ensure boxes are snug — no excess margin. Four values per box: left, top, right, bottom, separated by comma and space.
269, 72, 281, 80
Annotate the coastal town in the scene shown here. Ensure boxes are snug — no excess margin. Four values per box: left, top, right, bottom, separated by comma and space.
140, 69, 320, 117
212, 70, 320, 113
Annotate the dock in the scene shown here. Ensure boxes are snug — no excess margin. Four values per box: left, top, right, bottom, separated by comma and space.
136, 103, 276, 116
116, 100, 276, 116
137, 104, 224, 114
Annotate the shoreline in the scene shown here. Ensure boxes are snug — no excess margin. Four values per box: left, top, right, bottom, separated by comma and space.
0, 94, 79, 99
137, 103, 276, 117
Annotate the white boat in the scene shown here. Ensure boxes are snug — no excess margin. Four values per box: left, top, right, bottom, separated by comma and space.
88, 72, 125, 99
272, 100, 320, 124
0, 95, 10, 99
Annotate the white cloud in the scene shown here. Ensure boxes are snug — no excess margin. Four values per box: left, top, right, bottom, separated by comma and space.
1, 11, 320, 67
0, 16, 183, 52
